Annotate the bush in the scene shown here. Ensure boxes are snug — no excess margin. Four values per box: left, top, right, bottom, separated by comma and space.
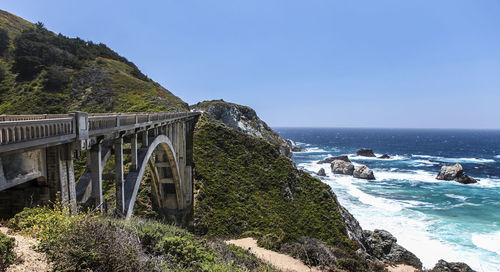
0, 232, 16, 271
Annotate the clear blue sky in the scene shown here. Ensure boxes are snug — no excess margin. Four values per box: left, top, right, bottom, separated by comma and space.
3, 1, 500, 128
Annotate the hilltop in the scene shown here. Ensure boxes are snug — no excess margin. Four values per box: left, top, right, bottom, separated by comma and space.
0, 9, 188, 114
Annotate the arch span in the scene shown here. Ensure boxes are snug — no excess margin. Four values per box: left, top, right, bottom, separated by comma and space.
123, 135, 185, 219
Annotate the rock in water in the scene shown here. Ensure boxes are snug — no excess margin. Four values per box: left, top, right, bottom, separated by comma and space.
436, 164, 477, 184
379, 154, 391, 159
353, 165, 375, 180
362, 229, 423, 269
317, 155, 351, 164
330, 160, 355, 175
431, 259, 476, 272
357, 148, 376, 157
286, 139, 306, 152
317, 168, 326, 176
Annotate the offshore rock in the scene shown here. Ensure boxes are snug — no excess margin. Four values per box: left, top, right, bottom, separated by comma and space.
379, 154, 391, 159
356, 148, 376, 157
353, 165, 375, 180
317, 168, 326, 176
436, 164, 477, 184
330, 160, 355, 175
317, 155, 351, 164
431, 259, 476, 272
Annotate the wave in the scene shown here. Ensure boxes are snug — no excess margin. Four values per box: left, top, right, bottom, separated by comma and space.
495, 155, 500, 159
412, 154, 495, 164
472, 231, 500, 256
445, 194, 467, 202
348, 154, 407, 161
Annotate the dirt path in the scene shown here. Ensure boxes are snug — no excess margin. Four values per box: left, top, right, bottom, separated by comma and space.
387, 264, 419, 272
226, 237, 321, 272
0, 227, 51, 272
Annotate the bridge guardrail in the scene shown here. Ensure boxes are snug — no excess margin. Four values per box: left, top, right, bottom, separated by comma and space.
0, 111, 200, 153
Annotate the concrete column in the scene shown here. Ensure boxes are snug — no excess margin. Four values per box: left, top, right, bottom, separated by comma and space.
58, 144, 77, 214
130, 133, 138, 171
58, 146, 69, 208
90, 142, 103, 210
66, 145, 77, 214
114, 137, 125, 216
142, 130, 149, 147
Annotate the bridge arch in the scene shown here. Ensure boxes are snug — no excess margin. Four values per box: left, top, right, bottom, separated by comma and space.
124, 134, 184, 219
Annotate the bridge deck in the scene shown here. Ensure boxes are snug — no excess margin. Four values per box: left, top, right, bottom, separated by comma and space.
0, 112, 200, 154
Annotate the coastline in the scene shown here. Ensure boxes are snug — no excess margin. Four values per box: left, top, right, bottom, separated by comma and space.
278, 128, 500, 271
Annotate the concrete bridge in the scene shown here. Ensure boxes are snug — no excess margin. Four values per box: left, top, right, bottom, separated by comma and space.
0, 111, 200, 219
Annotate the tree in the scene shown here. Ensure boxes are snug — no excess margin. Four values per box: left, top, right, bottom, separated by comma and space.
0, 28, 9, 53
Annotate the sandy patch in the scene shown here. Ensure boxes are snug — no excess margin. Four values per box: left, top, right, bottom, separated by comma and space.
387, 264, 419, 272
226, 237, 320, 272
0, 227, 51, 272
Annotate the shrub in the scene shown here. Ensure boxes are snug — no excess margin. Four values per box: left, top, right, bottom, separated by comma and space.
0, 232, 16, 271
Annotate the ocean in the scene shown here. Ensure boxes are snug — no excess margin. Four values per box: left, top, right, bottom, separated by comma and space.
275, 128, 500, 271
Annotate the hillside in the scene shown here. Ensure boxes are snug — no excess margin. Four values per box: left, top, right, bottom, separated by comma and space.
0, 9, 188, 114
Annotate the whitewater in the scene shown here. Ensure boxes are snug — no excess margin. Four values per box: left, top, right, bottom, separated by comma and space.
276, 128, 500, 271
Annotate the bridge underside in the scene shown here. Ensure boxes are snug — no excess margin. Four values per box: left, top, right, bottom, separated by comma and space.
0, 112, 198, 221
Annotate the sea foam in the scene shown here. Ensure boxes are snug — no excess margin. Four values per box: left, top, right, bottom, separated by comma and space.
472, 231, 500, 255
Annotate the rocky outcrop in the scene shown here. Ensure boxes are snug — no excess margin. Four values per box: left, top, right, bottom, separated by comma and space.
379, 154, 390, 159
330, 160, 355, 175
431, 259, 476, 272
317, 168, 326, 177
353, 165, 375, 180
356, 148, 376, 157
191, 100, 293, 158
286, 139, 306, 152
362, 229, 422, 269
436, 164, 477, 184
317, 155, 351, 164
334, 197, 422, 269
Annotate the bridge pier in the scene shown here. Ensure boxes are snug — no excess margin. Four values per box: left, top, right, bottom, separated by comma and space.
114, 137, 125, 216
89, 142, 103, 211
130, 133, 138, 171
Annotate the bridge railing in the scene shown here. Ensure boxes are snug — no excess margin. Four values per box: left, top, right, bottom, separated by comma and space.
0, 117, 76, 148
0, 111, 200, 153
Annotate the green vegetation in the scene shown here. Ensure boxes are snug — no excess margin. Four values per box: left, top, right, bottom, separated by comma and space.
0, 231, 16, 271
0, 9, 188, 114
8, 206, 275, 272
193, 113, 388, 271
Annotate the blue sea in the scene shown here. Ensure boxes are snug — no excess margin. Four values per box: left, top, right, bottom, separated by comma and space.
275, 128, 500, 271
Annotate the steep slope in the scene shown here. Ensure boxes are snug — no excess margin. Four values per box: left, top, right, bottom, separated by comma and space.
0, 9, 188, 114
191, 103, 393, 271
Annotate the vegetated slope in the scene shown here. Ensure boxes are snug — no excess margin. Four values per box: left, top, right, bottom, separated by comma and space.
0, 9, 188, 114
192, 102, 389, 271
7, 206, 276, 272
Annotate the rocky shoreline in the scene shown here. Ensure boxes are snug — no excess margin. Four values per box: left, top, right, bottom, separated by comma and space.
303, 147, 477, 271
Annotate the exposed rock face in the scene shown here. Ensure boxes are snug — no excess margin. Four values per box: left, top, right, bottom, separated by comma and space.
436, 164, 477, 184
353, 165, 375, 180
362, 229, 423, 269
286, 139, 306, 152
330, 160, 355, 175
379, 154, 391, 159
357, 148, 376, 157
191, 100, 293, 158
334, 196, 423, 269
317, 168, 326, 177
317, 155, 351, 164
431, 259, 476, 272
